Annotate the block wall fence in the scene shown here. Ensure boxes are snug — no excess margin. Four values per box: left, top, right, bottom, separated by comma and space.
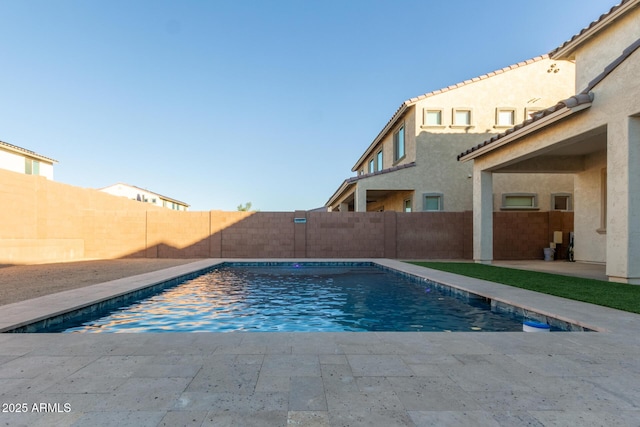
0, 169, 573, 264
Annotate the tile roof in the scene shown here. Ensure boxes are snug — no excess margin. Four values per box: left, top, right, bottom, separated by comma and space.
353, 55, 551, 171
0, 140, 58, 163
457, 35, 640, 161
326, 162, 417, 207
456, 93, 593, 161
550, 0, 639, 58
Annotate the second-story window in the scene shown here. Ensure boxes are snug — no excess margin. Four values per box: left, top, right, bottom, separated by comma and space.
453, 109, 471, 126
25, 158, 40, 175
393, 125, 405, 162
376, 150, 383, 171
368, 159, 375, 174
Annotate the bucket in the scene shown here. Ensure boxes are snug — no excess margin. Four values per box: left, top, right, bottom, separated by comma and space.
523, 320, 551, 332
543, 247, 554, 261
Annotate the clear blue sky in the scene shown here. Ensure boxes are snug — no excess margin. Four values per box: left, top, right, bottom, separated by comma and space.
0, 0, 616, 211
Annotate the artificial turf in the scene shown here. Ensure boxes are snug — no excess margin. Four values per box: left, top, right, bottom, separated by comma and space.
408, 261, 640, 314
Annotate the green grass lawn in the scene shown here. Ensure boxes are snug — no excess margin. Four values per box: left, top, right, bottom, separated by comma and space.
408, 261, 640, 314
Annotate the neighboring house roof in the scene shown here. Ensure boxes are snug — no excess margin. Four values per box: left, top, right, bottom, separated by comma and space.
458, 36, 640, 162
550, 0, 640, 59
0, 140, 58, 163
100, 182, 190, 207
326, 162, 417, 207
352, 55, 551, 171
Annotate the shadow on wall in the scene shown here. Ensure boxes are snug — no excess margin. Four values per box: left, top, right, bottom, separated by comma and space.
0, 168, 571, 263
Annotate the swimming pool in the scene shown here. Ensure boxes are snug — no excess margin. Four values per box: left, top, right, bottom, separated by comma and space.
51, 263, 526, 333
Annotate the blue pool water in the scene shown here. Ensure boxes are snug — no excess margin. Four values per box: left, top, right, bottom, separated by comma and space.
55, 264, 525, 333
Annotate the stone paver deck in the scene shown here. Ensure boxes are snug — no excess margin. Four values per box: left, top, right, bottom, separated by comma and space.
1, 259, 639, 426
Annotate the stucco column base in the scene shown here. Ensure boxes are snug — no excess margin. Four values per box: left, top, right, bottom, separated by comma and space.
474, 259, 493, 265
608, 276, 640, 285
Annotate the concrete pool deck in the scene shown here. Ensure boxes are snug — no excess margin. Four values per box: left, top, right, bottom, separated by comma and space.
1, 259, 639, 426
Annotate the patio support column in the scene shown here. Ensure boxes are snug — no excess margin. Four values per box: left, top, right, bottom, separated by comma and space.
473, 169, 493, 264
354, 185, 367, 212
607, 116, 640, 284
339, 202, 349, 212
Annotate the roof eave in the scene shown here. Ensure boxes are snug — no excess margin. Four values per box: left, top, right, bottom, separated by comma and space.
551, 0, 640, 59
458, 103, 592, 162
325, 180, 356, 207
351, 102, 412, 172
0, 142, 58, 164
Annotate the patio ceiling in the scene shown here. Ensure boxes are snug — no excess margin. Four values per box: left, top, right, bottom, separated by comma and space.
490, 125, 607, 174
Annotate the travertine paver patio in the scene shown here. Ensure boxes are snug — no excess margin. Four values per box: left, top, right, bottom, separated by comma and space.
1, 259, 640, 426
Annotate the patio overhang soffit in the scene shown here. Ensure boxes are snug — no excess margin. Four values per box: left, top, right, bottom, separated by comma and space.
457, 93, 594, 163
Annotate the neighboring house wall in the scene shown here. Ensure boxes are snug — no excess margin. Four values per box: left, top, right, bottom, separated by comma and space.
100, 183, 189, 211
0, 142, 55, 180
328, 56, 576, 213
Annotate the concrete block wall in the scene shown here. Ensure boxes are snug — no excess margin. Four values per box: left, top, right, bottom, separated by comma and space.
219, 212, 296, 258
306, 212, 386, 258
396, 212, 471, 259
0, 168, 573, 263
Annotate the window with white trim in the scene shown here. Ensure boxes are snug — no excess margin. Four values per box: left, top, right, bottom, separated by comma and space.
501, 193, 538, 210
423, 193, 443, 211
424, 109, 443, 126
525, 107, 542, 119
496, 108, 515, 127
452, 108, 472, 127
25, 158, 40, 175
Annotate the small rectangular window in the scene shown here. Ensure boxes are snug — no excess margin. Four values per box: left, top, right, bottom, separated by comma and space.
424, 109, 442, 126
368, 159, 374, 174
551, 193, 572, 211
453, 109, 472, 126
496, 108, 515, 126
502, 193, 538, 210
24, 158, 40, 175
376, 150, 383, 171
423, 193, 443, 211
525, 107, 542, 119
393, 125, 405, 161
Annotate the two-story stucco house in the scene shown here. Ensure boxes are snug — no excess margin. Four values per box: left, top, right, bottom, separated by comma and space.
326, 56, 576, 214
100, 183, 189, 211
459, 0, 640, 283
0, 140, 57, 180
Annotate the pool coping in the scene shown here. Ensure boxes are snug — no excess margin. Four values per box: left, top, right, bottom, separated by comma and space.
1, 258, 640, 334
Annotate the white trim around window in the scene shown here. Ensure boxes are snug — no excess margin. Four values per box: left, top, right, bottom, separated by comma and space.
495, 107, 516, 128
451, 108, 473, 128
422, 108, 444, 127
501, 193, 538, 210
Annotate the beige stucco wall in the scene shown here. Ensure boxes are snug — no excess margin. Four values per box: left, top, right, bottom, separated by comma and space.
574, 150, 607, 263
413, 58, 574, 135
344, 57, 576, 213
470, 41, 640, 276
571, 5, 640, 92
